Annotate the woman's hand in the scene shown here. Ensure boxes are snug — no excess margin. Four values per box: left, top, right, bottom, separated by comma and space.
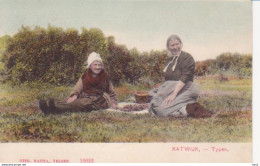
162, 81, 185, 106
162, 94, 177, 106
66, 95, 77, 104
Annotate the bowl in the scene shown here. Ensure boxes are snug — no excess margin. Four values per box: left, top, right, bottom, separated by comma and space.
134, 91, 152, 103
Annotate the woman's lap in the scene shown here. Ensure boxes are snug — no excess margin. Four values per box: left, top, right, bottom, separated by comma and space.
55, 96, 109, 113
149, 81, 199, 117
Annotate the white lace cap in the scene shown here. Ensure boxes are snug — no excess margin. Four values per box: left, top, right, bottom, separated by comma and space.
86, 52, 103, 68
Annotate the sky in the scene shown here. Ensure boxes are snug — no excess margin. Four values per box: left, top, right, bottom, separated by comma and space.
0, 0, 252, 61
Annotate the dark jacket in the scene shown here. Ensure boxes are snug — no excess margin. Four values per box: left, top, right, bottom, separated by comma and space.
164, 51, 195, 83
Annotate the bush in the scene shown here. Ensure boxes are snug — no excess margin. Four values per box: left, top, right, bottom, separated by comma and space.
2, 26, 252, 86
2, 26, 109, 85
195, 53, 252, 77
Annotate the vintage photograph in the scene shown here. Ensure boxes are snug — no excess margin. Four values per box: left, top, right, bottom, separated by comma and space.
0, 0, 252, 163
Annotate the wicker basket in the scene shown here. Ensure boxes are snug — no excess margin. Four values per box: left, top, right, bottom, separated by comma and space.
134, 91, 152, 103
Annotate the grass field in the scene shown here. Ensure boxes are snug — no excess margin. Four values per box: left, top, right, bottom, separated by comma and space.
0, 76, 252, 142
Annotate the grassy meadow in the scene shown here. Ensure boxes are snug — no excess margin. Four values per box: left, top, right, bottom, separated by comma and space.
0, 76, 252, 142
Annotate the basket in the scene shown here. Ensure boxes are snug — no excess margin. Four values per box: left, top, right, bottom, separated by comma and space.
134, 91, 152, 103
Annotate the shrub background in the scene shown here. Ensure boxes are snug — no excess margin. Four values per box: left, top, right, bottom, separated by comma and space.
0, 26, 252, 86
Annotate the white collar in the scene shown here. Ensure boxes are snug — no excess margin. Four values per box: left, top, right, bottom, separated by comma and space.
163, 51, 181, 73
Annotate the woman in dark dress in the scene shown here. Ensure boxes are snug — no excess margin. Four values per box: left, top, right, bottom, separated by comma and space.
149, 35, 212, 118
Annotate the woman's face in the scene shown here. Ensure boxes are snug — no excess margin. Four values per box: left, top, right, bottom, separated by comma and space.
168, 39, 182, 55
90, 60, 102, 75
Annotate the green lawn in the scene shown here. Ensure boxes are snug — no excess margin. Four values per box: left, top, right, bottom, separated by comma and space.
0, 77, 252, 142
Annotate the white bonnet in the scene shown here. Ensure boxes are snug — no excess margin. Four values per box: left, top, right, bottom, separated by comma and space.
86, 52, 103, 68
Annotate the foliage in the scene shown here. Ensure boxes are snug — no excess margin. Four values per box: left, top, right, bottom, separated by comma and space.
1, 26, 169, 85
195, 53, 252, 77
145, 50, 168, 83
1, 26, 252, 86
2, 26, 108, 84
0, 35, 11, 74
125, 48, 145, 84
0, 35, 10, 51
106, 36, 131, 85
126, 49, 167, 85
195, 59, 214, 76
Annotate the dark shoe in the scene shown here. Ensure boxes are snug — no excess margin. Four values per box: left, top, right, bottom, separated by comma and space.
48, 98, 56, 112
186, 103, 212, 118
39, 99, 50, 115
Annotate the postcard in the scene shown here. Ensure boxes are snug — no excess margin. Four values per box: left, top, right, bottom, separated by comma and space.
0, 0, 254, 163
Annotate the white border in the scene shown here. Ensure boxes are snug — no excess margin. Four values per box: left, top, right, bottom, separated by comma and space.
253, 0, 260, 164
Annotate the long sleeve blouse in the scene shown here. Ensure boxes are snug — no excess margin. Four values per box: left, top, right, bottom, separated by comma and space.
164, 51, 195, 83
